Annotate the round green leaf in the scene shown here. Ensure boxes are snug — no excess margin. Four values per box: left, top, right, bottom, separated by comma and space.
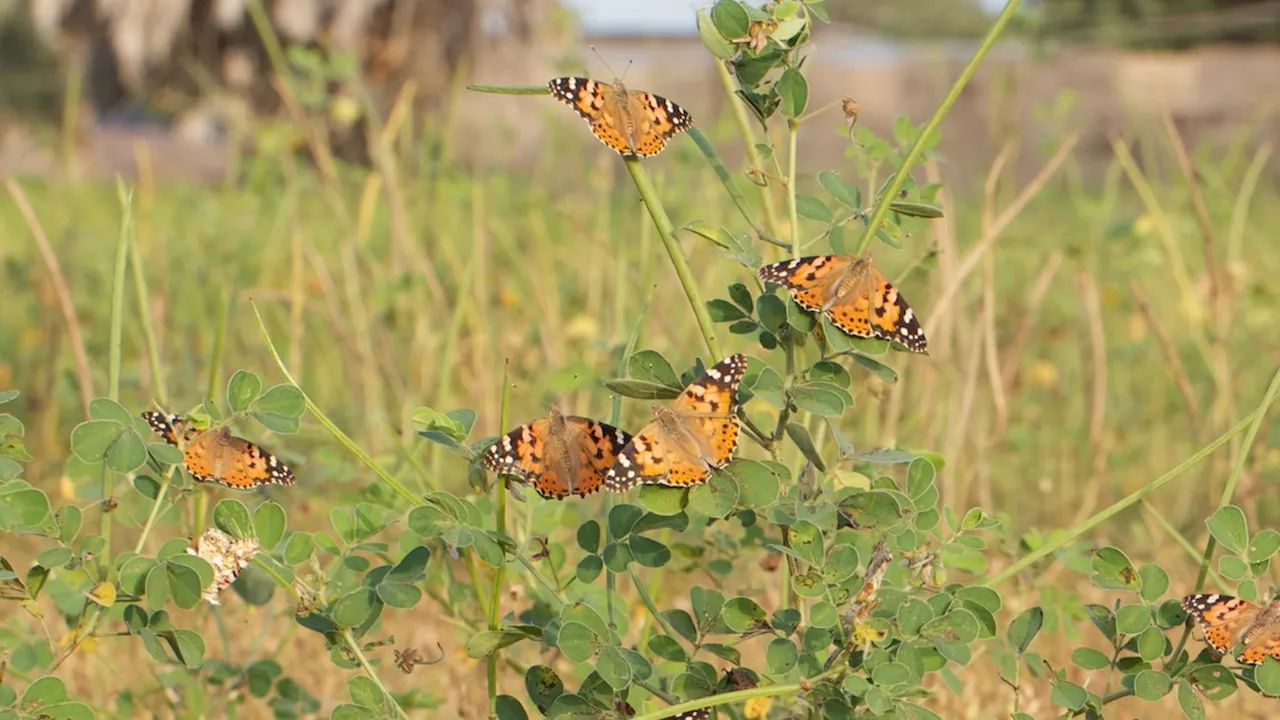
35, 547, 72, 569
628, 535, 670, 568
1071, 647, 1110, 670
283, 533, 314, 565
555, 621, 597, 663
688, 472, 739, 518
1133, 670, 1172, 701
871, 662, 911, 687
251, 384, 305, 419
811, 601, 838, 629
696, 7, 736, 60
69, 420, 121, 462
1136, 625, 1168, 661
213, 499, 254, 539
167, 554, 215, 589
253, 501, 286, 549
347, 675, 385, 709
495, 694, 528, 720
790, 386, 844, 417
777, 67, 809, 117
1177, 680, 1205, 720
1218, 554, 1249, 581
1007, 606, 1043, 654
165, 561, 204, 609
226, 370, 263, 413
576, 554, 603, 584
634, 485, 687, 516
710, 0, 749, 40
1049, 680, 1088, 711
388, 546, 431, 583
0, 487, 50, 527
723, 597, 767, 633
1115, 604, 1151, 635
789, 520, 823, 565
647, 634, 688, 662
171, 629, 205, 668
731, 459, 781, 507
1255, 657, 1280, 695
332, 587, 380, 628
897, 598, 935, 636
331, 703, 376, 720
1249, 529, 1280, 563
766, 637, 798, 674
376, 582, 422, 609
577, 520, 601, 553
1138, 564, 1170, 603
596, 646, 632, 690
608, 504, 644, 539
1090, 546, 1140, 591
144, 564, 169, 610
1206, 505, 1248, 555
20, 676, 68, 705
55, 505, 82, 545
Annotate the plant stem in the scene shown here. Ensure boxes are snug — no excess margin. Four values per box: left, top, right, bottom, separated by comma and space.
854, 0, 1023, 256
101, 182, 134, 570
631, 666, 845, 720
787, 120, 800, 260
487, 366, 512, 714
1193, 367, 1280, 590
340, 629, 411, 720
989, 367, 1280, 587
133, 469, 177, 554
623, 157, 722, 360
714, 60, 781, 238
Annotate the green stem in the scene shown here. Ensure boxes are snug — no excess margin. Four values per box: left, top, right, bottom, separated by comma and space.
340, 629, 411, 720
623, 157, 722, 360
853, 0, 1023, 256
714, 61, 781, 238
1193, 367, 1280, 590
629, 566, 680, 641
101, 182, 134, 570
487, 365, 512, 713
988, 369, 1280, 587
787, 120, 800, 260
133, 469, 177, 554
632, 667, 845, 720
251, 302, 420, 505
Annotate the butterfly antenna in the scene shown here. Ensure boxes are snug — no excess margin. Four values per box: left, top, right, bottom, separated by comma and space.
589, 44, 622, 81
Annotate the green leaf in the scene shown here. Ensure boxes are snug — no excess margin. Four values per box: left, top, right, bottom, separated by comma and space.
213, 499, 254, 539
1085, 604, 1117, 643
756, 293, 788, 333
601, 378, 681, 401
790, 386, 845, 417
1137, 564, 1170, 603
628, 535, 670, 568
1090, 546, 1140, 591
333, 587, 380, 628
818, 170, 861, 210
35, 547, 71, 569
388, 546, 431, 583
766, 637, 798, 674
1115, 604, 1151, 635
648, 634, 688, 662
635, 485, 687, 516
555, 622, 598, 663
20, 675, 68, 705
0, 485, 51, 527
707, 299, 746, 322
1219, 554, 1248, 581
723, 596, 768, 633
1255, 657, 1280, 696
1177, 680, 1205, 720
888, 200, 944, 218
608, 504, 644, 539
596, 646, 632, 690
376, 582, 421, 609
55, 505, 81, 546
1133, 670, 1172, 700
688, 473, 738, 518
144, 564, 169, 610
170, 629, 205, 668
254, 501, 287, 549
1049, 680, 1088, 711
251, 384, 305, 419
1136, 625, 1167, 661
777, 67, 808, 117
166, 561, 205, 610
524, 666, 564, 713
1071, 647, 1110, 670
1006, 607, 1043, 654
696, 7, 737, 60
226, 370, 263, 413
283, 533, 314, 565
577, 520, 601, 554
627, 350, 680, 388
1249, 529, 1280, 563
575, 554, 603, 584
784, 422, 825, 472
728, 283, 754, 313
1206, 505, 1248, 554
710, 0, 749, 41
795, 194, 833, 223
346, 675, 385, 709
331, 703, 376, 720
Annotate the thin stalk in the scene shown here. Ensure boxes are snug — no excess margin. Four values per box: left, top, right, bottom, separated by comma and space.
1193, 367, 1280, 590
632, 667, 845, 720
101, 182, 133, 568
340, 629, 411, 720
987, 408, 1262, 587
787, 120, 800, 259
623, 157, 722, 360
252, 302, 420, 505
854, 0, 1023, 256
133, 469, 178, 554
714, 60, 781, 238
487, 365, 512, 714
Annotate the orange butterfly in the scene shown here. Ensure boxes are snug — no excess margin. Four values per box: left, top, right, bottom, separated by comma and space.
605, 354, 747, 490
547, 76, 693, 157
142, 411, 296, 490
483, 406, 632, 500
758, 254, 928, 353
1182, 593, 1280, 665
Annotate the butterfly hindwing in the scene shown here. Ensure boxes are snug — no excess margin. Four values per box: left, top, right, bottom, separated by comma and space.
606, 354, 747, 491
483, 410, 631, 500
142, 411, 296, 490
548, 76, 692, 158
1181, 593, 1280, 664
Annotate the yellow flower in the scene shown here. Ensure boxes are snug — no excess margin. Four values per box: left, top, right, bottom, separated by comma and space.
744, 696, 773, 719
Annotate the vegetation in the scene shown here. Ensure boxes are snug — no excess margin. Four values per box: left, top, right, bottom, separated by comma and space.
3, 0, 1280, 718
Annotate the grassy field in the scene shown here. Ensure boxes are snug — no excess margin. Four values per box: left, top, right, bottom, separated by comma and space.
4, 15, 1280, 720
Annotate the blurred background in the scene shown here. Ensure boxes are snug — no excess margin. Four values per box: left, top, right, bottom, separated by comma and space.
3, 0, 1280, 185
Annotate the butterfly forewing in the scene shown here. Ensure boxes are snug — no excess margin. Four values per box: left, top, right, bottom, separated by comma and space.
141, 411, 296, 490
547, 76, 692, 158
483, 410, 631, 500
606, 353, 747, 491
1182, 593, 1280, 664
758, 254, 928, 353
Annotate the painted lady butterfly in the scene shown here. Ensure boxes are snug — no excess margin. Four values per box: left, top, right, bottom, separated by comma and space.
187, 528, 259, 606
548, 76, 693, 157
605, 354, 747, 491
758, 254, 928, 353
1182, 593, 1280, 665
142, 411, 296, 489
483, 406, 632, 500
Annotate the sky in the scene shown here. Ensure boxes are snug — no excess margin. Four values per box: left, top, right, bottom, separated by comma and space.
561, 0, 1009, 35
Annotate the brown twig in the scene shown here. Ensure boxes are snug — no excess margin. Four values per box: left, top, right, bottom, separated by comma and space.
6, 178, 94, 415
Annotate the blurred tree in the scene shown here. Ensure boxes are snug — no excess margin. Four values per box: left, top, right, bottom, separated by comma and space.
825, 0, 993, 38
1028, 0, 1280, 47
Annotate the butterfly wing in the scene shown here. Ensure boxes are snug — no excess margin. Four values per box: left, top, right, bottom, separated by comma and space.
1182, 594, 1260, 657
142, 411, 198, 446
670, 353, 748, 469
605, 420, 677, 491
548, 76, 634, 155
758, 255, 856, 315
856, 263, 928, 353
629, 89, 694, 157
565, 417, 633, 498
484, 417, 568, 497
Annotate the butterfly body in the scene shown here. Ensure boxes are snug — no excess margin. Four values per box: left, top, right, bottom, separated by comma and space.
606, 354, 747, 491
1182, 593, 1280, 665
484, 406, 631, 500
547, 76, 693, 157
142, 411, 296, 489
758, 254, 928, 353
